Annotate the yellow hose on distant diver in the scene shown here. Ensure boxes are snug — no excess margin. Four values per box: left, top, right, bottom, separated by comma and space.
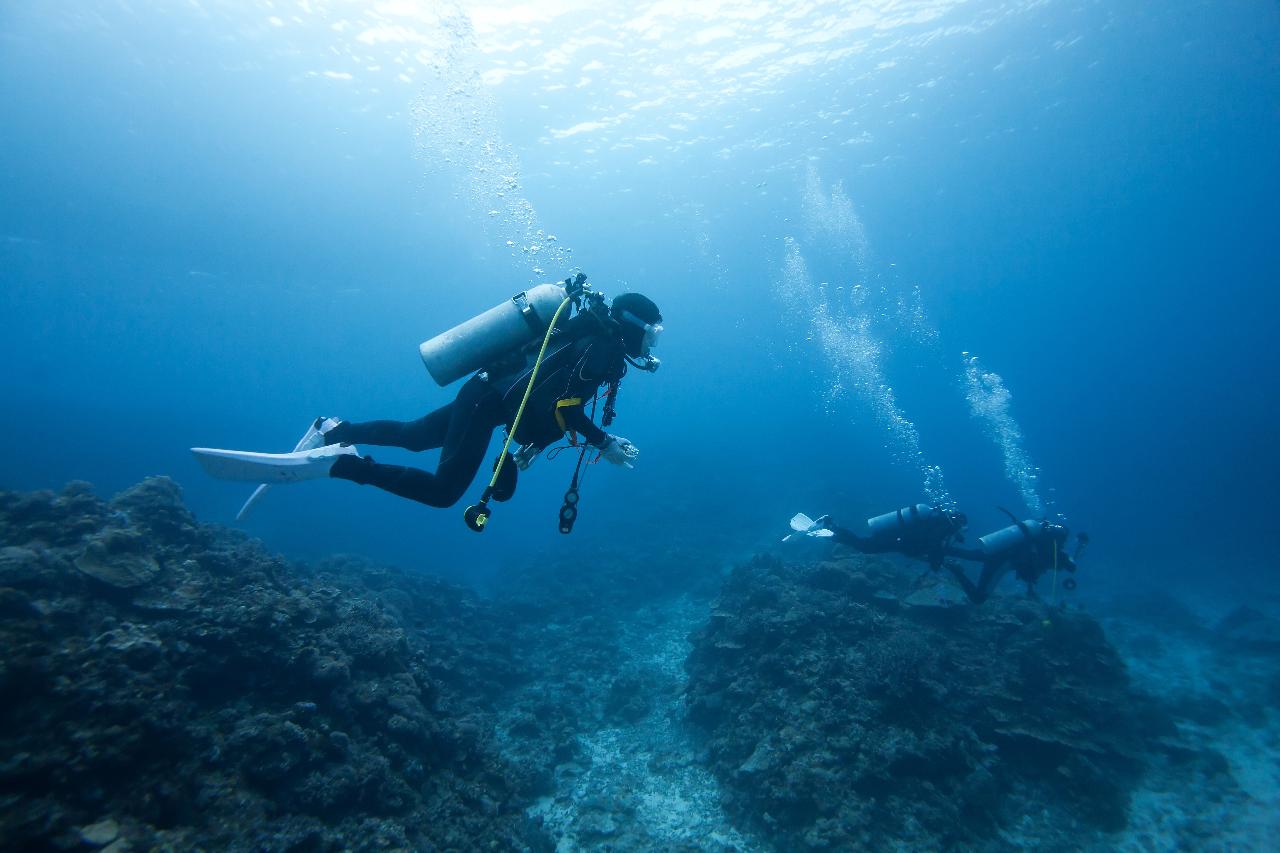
464, 295, 573, 531
1042, 539, 1061, 627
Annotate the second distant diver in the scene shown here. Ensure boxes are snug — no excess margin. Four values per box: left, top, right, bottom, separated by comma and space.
192, 274, 663, 524
941, 512, 1082, 605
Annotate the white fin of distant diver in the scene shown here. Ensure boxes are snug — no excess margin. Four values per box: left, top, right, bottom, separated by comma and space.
192, 443, 357, 485
783, 512, 835, 542
235, 419, 334, 520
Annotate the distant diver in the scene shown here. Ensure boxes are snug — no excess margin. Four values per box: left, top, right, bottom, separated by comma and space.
787, 504, 968, 570
941, 510, 1083, 605
193, 273, 663, 532
786, 505, 1086, 604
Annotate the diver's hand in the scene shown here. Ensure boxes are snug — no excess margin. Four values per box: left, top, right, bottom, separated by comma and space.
599, 434, 638, 468
513, 443, 539, 471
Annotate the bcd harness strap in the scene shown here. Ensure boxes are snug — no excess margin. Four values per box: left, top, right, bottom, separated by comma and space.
512, 291, 545, 334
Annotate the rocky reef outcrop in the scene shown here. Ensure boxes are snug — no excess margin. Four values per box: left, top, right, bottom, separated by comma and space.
0, 478, 533, 852
685, 553, 1238, 850
1, 478, 1264, 851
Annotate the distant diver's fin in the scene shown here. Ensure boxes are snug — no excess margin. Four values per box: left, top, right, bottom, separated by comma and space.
790, 512, 818, 532
235, 418, 341, 520
192, 444, 357, 484
783, 512, 835, 542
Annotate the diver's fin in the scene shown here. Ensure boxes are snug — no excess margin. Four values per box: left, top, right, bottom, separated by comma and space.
783, 512, 835, 542
790, 512, 818, 532
192, 444, 357, 484
236, 484, 271, 521
235, 417, 342, 520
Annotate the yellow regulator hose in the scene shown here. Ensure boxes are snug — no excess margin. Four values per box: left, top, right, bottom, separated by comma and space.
465, 295, 573, 531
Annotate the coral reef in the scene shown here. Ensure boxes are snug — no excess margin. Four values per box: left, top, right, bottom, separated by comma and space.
1, 479, 1268, 851
0, 478, 534, 851
684, 553, 1239, 850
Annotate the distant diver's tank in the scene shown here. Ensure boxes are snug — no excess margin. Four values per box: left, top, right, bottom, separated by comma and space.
419, 283, 568, 386
866, 503, 934, 540
979, 520, 1043, 557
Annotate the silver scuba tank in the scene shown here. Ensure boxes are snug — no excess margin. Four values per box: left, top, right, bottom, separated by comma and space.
866, 503, 934, 539
979, 520, 1041, 557
419, 283, 569, 387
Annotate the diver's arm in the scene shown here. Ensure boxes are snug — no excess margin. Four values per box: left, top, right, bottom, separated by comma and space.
945, 562, 985, 605
943, 544, 985, 562
558, 336, 626, 448
557, 404, 609, 447
975, 559, 1010, 603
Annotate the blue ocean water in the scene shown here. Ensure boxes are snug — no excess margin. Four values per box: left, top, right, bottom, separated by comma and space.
2, 2, 1277, 587
5, 3, 1280, 848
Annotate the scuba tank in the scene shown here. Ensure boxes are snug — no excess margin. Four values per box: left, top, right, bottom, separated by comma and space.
419, 283, 569, 387
866, 503, 935, 540
979, 520, 1066, 557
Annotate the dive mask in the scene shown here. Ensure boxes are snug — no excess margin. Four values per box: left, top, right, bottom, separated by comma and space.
619, 310, 663, 355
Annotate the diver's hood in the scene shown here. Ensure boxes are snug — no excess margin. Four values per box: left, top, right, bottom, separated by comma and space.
610, 292, 663, 358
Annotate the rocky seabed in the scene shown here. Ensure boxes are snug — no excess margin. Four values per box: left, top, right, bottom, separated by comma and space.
1, 479, 1276, 851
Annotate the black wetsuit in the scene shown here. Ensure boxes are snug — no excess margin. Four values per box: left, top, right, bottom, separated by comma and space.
830, 511, 962, 569
944, 525, 1075, 604
327, 320, 626, 508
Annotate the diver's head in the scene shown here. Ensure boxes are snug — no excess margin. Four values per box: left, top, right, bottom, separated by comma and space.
610, 292, 663, 358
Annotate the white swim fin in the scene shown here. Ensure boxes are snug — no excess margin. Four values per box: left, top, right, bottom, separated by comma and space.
192, 443, 358, 484
237, 484, 271, 522
782, 512, 834, 542
235, 417, 343, 520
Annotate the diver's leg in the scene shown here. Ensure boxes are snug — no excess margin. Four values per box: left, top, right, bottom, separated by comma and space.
327, 375, 496, 451
328, 455, 471, 508
831, 527, 873, 553
430, 380, 508, 505
330, 380, 504, 508
974, 560, 1010, 603
327, 405, 453, 452
944, 562, 984, 604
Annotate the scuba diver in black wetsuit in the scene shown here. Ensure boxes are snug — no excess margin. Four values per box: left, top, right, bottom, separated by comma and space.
324, 293, 659, 508
942, 512, 1084, 604
810, 504, 968, 570
192, 275, 663, 531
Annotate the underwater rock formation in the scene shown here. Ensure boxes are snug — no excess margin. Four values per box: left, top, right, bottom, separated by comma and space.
0, 478, 534, 851
684, 553, 1236, 850
1, 478, 1261, 850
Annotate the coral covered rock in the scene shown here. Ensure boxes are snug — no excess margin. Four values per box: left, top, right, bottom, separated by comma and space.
685, 553, 1225, 849
0, 479, 535, 851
